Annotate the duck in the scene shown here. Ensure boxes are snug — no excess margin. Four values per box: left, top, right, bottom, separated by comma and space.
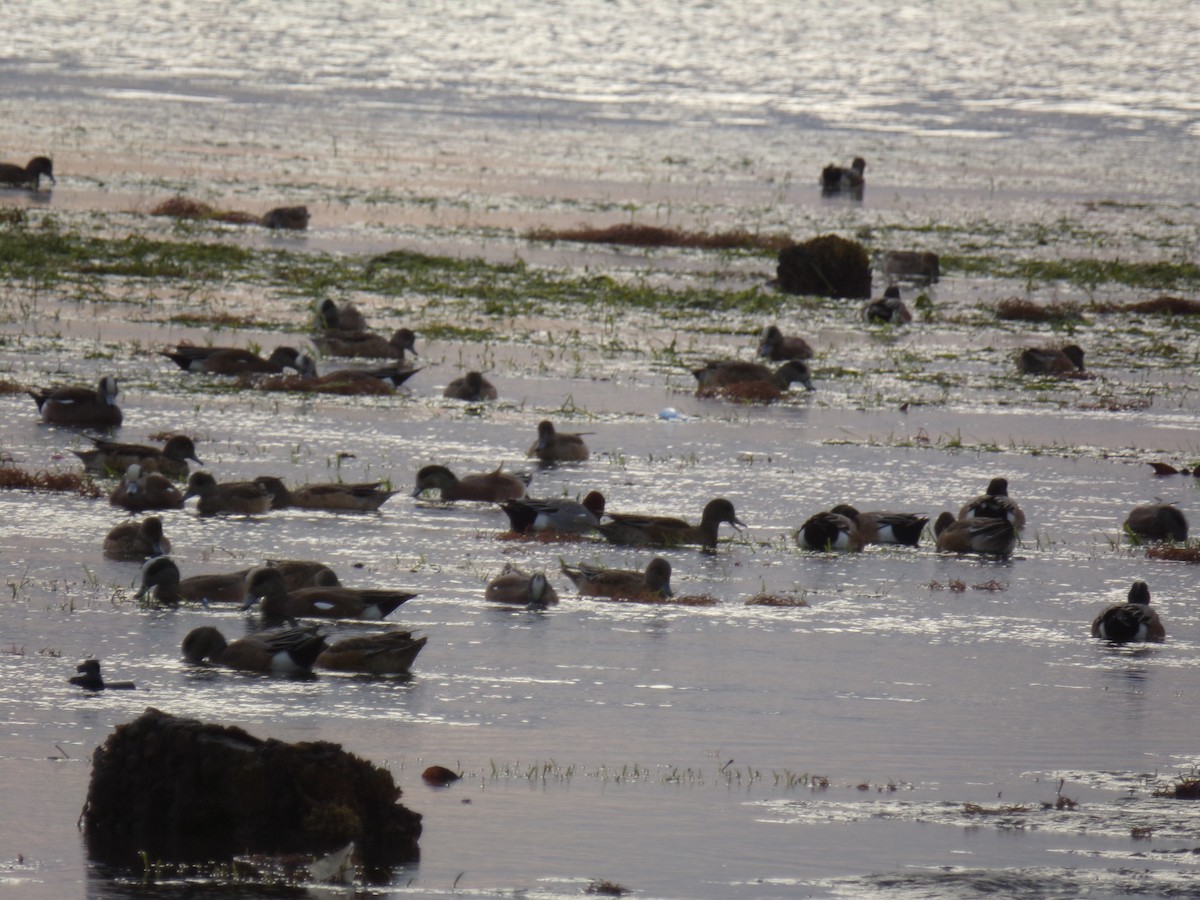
795, 511, 864, 552
933, 511, 1018, 555
316, 630, 428, 675
162, 344, 315, 376
109, 464, 185, 512
317, 298, 368, 333
69, 659, 135, 691
1124, 503, 1188, 542
692, 359, 815, 393
528, 420, 590, 464
312, 327, 418, 361
183, 472, 273, 516
185, 562, 339, 604
443, 371, 498, 401
499, 491, 606, 534
182, 624, 328, 674
757, 324, 814, 361
1091, 581, 1165, 643
598, 497, 745, 550
820, 157, 866, 193
29, 376, 122, 428
265, 363, 421, 394
1017, 345, 1086, 376
254, 476, 400, 512
133, 556, 185, 604
102, 516, 171, 561
73, 434, 202, 479
959, 477, 1026, 529
411, 464, 530, 502
862, 286, 913, 325
485, 565, 560, 606
560, 557, 673, 601
828, 505, 928, 547
242, 566, 417, 623
0, 156, 55, 189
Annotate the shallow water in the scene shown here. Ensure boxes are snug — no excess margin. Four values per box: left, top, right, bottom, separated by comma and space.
2, 1, 1200, 898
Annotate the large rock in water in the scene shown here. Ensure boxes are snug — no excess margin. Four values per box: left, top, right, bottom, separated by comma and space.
776, 234, 872, 299
82, 708, 421, 868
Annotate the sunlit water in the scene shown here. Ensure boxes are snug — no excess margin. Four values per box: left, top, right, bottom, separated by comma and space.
2, 2, 1200, 898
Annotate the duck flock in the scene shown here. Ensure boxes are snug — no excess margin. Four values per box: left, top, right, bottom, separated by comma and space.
4, 154, 1184, 691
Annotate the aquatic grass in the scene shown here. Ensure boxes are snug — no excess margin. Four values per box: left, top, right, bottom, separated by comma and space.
527, 222, 790, 254
945, 253, 1200, 291
0, 465, 103, 499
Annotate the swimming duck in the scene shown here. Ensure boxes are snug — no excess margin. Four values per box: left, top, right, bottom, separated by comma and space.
1124, 503, 1188, 542
312, 328, 418, 361
316, 630, 428, 675
73, 434, 202, 479
933, 511, 1018, 555
1017, 345, 1086, 376
0, 156, 54, 189
560, 557, 673, 601
959, 477, 1025, 529
271, 364, 421, 393
69, 659, 135, 691
411, 464, 530, 502
443, 371, 498, 401
133, 556, 186, 604
102, 516, 171, 561
692, 359, 815, 392
820, 157, 866, 193
182, 624, 328, 674
184, 472, 273, 516
29, 376, 122, 428
528, 420, 591, 464
598, 498, 745, 550
163, 344, 315, 376
499, 491, 606, 534
1091, 581, 1165, 643
862, 286, 912, 325
757, 324, 814, 361
828, 505, 928, 547
254, 476, 400, 512
317, 298, 368, 333
485, 565, 560, 606
109, 464, 185, 512
189, 562, 338, 603
242, 566, 417, 623
795, 511, 864, 552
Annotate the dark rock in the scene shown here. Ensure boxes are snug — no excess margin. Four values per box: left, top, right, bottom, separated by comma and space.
776, 234, 871, 299
261, 206, 310, 230
82, 708, 420, 869
882, 250, 940, 283
422, 765, 461, 786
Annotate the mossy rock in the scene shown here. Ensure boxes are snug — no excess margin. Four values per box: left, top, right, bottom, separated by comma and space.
776, 234, 871, 299
82, 708, 421, 869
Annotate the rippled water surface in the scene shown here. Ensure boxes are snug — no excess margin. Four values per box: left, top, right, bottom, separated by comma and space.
2, 1, 1200, 898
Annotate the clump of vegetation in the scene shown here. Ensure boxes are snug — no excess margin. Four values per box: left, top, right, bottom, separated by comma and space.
150, 196, 260, 225
994, 298, 1082, 323
1152, 771, 1200, 800
1145, 546, 1200, 563
528, 223, 790, 253
0, 465, 103, 498
745, 594, 809, 607
587, 880, 630, 896
1127, 295, 1200, 315
928, 580, 1008, 592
